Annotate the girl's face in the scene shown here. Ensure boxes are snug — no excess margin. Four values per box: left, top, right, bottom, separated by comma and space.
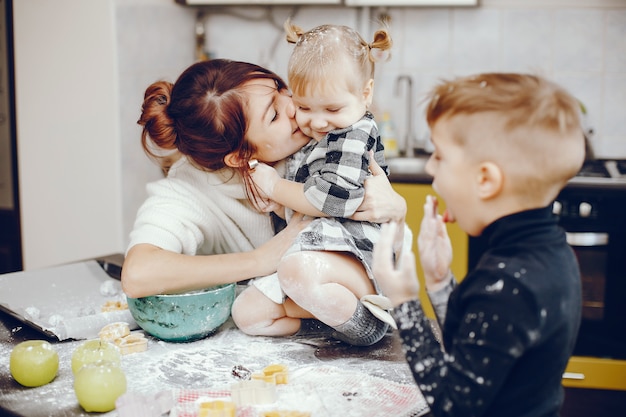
292, 76, 372, 142
244, 79, 311, 164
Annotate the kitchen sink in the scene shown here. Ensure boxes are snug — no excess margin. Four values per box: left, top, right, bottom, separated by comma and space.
386, 156, 430, 175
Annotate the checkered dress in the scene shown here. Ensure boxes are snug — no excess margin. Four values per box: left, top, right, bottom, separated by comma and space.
284, 112, 388, 287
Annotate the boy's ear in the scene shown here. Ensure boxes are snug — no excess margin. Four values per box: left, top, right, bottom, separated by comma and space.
364, 79, 375, 107
476, 161, 503, 200
224, 152, 244, 169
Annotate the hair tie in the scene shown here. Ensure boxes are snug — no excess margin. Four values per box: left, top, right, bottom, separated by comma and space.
248, 159, 259, 170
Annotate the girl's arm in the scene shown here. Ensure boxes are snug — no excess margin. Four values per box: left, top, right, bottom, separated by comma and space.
251, 121, 374, 218
249, 162, 325, 217
122, 213, 310, 298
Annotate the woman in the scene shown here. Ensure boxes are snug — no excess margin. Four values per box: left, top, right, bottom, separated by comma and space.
122, 59, 406, 335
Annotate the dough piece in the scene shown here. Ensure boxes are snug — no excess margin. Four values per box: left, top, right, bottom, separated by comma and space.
198, 400, 236, 417
98, 322, 147, 355
98, 321, 131, 342
101, 300, 128, 312
115, 333, 148, 355
251, 364, 289, 385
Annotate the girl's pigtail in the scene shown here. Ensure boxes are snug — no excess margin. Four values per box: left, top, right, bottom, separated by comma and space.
284, 18, 305, 44
368, 28, 393, 63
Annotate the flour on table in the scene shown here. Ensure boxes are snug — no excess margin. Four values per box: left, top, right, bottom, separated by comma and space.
100, 280, 121, 297
120, 326, 428, 417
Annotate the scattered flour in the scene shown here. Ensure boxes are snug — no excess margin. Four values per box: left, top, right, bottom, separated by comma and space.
1, 322, 428, 417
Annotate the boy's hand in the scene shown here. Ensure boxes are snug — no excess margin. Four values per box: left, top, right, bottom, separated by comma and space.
249, 161, 281, 198
418, 195, 453, 291
372, 222, 420, 307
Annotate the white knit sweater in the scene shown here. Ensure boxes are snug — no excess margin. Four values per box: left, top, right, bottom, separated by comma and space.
127, 156, 275, 257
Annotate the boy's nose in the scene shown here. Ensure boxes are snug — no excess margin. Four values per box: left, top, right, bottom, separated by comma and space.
425, 154, 435, 176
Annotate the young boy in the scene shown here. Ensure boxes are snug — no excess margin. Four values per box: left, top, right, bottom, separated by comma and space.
372, 73, 585, 416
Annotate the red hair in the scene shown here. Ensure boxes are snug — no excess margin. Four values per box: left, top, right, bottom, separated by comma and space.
138, 59, 287, 177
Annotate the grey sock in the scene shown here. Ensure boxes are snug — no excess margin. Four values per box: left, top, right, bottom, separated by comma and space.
331, 300, 389, 346
295, 319, 334, 337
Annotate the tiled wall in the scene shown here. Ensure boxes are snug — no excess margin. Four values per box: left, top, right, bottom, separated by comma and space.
202, 4, 626, 158
116, 0, 625, 247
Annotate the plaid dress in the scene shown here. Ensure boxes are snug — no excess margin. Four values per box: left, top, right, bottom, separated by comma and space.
284, 112, 388, 289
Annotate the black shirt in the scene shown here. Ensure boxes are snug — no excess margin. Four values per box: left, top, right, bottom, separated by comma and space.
393, 206, 582, 417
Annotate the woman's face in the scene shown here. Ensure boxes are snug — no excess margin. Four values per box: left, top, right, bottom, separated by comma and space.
244, 79, 311, 164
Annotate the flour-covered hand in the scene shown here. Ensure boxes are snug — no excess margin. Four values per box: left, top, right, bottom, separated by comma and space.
417, 195, 453, 291
372, 222, 419, 307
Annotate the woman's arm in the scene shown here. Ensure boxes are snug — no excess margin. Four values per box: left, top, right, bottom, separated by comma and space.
352, 156, 407, 224
122, 213, 310, 298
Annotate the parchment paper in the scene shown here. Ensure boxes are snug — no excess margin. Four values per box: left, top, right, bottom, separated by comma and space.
0, 260, 137, 340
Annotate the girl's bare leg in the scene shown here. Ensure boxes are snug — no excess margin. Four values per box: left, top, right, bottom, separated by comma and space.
278, 251, 374, 325
231, 285, 312, 336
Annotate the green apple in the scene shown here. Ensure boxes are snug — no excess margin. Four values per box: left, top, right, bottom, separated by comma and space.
74, 360, 127, 412
10, 340, 59, 387
71, 339, 121, 375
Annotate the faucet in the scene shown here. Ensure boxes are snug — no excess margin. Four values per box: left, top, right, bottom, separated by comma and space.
394, 75, 415, 157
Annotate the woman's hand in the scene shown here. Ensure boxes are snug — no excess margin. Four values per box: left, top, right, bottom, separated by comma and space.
254, 197, 283, 214
352, 156, 407, 223
372, 221, 420, 307
418, 195, 453, 291
253, 212, 311, 275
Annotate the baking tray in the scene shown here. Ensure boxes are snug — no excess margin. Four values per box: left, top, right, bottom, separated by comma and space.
0, 259, 137, 340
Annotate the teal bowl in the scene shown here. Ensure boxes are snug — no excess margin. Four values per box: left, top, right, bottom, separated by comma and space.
126, 283, 236, 342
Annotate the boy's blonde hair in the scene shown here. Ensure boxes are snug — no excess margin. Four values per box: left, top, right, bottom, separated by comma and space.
285, 20, 392, 98
426, 73, 585, 202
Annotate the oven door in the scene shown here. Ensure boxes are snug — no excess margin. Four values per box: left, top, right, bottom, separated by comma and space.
568, 230, 626, 361
568, 232, 609, 322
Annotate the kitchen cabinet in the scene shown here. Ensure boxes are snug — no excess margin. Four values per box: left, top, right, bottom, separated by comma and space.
562, 357, 626, 391
392, 182, 468, 318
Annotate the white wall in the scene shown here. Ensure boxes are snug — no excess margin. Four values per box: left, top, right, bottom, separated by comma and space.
114, 0, 196, 249
11, 0, 195, 269
13, 0, 123, 269
199, 0, 626, 158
